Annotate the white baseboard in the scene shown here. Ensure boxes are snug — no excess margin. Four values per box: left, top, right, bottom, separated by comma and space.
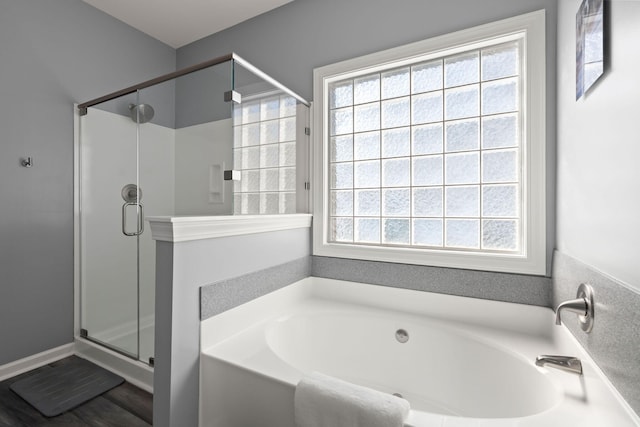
0, 341, 153, 394
0, 343, 75, 382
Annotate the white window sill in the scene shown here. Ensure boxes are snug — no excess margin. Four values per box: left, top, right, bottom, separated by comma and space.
147, 214, 312, 243
313, 242, 545, 276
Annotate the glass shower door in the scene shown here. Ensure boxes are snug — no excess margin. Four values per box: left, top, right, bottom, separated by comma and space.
136, 82, 180, 365
79, 95, 141, 359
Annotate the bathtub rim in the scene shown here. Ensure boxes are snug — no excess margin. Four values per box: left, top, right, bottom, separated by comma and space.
201, 276, 554, 352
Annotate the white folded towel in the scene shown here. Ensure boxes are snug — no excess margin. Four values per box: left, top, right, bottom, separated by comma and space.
294, 372, 410, 427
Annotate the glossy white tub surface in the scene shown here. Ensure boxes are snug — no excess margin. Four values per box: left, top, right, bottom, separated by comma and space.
200, 277, 639, 427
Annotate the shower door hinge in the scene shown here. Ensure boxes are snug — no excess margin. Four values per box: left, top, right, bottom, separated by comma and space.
148, 357, 155, 367
224, 170, 241, 181
80, 328, 88, 338
304, 181, 311, 190
304, 127, 311, 136
224, 90, 242, 104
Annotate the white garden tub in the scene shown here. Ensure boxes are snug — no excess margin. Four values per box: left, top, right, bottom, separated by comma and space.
199, 277, 639, 427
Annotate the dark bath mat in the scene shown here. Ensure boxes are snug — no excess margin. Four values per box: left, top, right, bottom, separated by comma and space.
10, 357, 124, 417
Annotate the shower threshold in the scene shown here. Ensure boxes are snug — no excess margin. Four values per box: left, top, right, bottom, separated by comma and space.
74, 337, 153, 393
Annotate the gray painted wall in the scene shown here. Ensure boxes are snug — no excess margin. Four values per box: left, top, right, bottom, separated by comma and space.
153, 228, 311, 427
177, 0, 558, 275
0, 0, 175, 366
174, 60, 233, 129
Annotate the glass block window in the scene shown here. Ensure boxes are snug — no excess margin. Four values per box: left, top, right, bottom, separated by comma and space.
314, 12, 546, 274
233, 94, 297, 214
327, 41, 522, 252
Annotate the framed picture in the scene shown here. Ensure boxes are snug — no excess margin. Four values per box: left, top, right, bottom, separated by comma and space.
576, 0, 604, 100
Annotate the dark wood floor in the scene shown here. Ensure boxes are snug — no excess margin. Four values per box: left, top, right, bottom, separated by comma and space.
0, 356, 153, 427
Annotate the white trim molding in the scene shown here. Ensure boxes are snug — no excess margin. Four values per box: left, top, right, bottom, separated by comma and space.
312, 10, 546, 275
148, 214, 312, 243
0, 344, 74, 382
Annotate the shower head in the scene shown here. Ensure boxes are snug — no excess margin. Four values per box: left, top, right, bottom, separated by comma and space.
129, 103, 155, 124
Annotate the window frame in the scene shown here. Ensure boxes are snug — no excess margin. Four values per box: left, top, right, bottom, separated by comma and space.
312, 10, 546, 275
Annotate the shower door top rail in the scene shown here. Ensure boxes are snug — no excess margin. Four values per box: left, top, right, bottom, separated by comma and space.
77, 52, 309, 115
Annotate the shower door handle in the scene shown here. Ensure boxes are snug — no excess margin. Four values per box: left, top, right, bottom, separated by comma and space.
122, 202, 144, 236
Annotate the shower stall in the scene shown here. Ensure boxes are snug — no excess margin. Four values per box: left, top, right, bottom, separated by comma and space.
74, 54, 310, 384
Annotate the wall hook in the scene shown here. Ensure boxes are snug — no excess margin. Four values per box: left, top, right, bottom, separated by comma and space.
21, 157, 33, 168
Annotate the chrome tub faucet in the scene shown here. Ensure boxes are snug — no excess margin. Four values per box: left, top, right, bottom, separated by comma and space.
534, 284, 594, 376
535, 355, 583, 375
